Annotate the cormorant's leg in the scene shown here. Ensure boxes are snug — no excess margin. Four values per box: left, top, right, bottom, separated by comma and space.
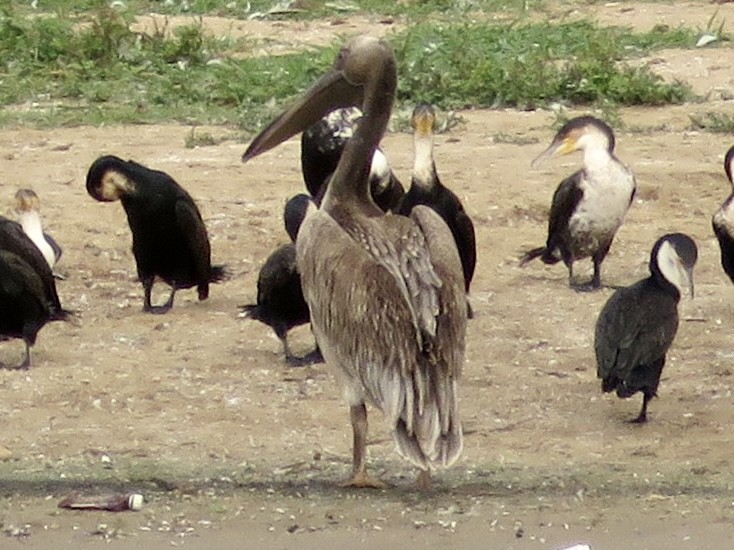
143, 279, 175, 314
589, 256, 603, 289
466, 297, 474, 320
416, 469, 431, 491
19, 343, 32, 370
301, 345, 325, 365
280, 334, 303, 367
283, 330, 324, 367
573, 259, 602, 292
341, 403, 384, 489
629, 393, 651, 424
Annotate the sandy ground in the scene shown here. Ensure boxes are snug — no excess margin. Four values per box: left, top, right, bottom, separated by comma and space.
1, 2, 734, 549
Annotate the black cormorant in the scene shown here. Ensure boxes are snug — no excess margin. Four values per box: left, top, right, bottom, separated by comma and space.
240, 194, 322, 366
595, 233, 697, 423
301, 107, 405, 212
398, 104, 476, 317
85, 155, 227, 314
712, 145, 734, 284
520, 116, 636, 291
243, 36, 466, 489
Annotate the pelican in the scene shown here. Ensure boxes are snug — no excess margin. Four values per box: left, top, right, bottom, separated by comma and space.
595, 233, 697, 423
399, 104, 476, 317
712, 145, 734, 284
242, 36, 466, 488
86, 155, 228, 314
520, 116, 636, 291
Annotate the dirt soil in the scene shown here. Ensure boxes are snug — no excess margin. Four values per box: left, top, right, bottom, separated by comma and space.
2, 2, 734, 549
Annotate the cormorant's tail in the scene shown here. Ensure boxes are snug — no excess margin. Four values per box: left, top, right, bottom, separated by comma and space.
50, 307, 74, 323
209, 264, 230, 283
389, 365, 463, 472
238, 303, 261, 321
519, 246, 561, 266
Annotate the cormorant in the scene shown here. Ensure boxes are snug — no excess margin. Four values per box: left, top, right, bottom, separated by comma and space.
240, 194, 322, 366
0, 213, 70, 369
301, 107, 405, 212
595, 233, 697, 423
712, 145, 734, 284
398, 104, 476, 317
243, 36, 466, 489
520, 116, 636, 291
0, 215, 66, 320
14, 188, 63, 274
86, 155, 227, 314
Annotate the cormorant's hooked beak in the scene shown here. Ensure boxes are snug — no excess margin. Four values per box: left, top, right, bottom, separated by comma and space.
686, 266, 695, 299
531, 137, 577, 168
242, 69, 363, 163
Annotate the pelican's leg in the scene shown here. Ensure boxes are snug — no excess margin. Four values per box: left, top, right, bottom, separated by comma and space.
341, 403, 385, 489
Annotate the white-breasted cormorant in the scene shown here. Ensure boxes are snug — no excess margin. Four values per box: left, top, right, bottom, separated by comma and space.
14, 189, 63, 274
398, 104, 476, 317
0, 214, 70, 369
712, 145, 734, 284
520, 116, 636, 291
243, 36, 466, 489
240, 194, 322, 366
301, 107, 405, 212
86, 155, 227, 314
595, 233, 697, 423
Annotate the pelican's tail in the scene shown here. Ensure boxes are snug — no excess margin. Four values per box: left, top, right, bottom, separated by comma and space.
389, 365, 463, 471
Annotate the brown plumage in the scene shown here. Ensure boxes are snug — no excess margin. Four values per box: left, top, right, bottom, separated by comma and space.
242, 36, 466, 489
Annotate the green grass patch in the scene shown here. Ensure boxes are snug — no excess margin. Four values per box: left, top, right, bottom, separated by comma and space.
393, 20, 694, 110
689, 112, 734, 134
0, 4, 702, 130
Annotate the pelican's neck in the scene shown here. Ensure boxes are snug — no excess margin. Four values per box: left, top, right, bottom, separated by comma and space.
323, 62, 396, 216
412, 133, 435, 189
18, 210, 54, 267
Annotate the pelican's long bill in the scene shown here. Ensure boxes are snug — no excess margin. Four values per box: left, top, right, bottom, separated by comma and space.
242, 69, 361, 163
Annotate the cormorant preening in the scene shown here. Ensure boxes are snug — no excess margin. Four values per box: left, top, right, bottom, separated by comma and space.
85, 155, 227, 314
301, 107, 405, 212
0, 214, 70, 369
398, 104, 476, 317
14, 189, 63, 274
712, 145, 734, 284
243, 36, 466, 489
240, 194, 322, 366
595, 233, 697, 423
520, 116, 636, 291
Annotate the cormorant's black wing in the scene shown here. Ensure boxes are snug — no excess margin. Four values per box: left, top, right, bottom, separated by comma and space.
712, 217, 734, 284
594, 281, 678, 381
546, 171, 584, 249
256, 244, 298, 305
0, 216, 63, 314
174, 199, 211, 282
